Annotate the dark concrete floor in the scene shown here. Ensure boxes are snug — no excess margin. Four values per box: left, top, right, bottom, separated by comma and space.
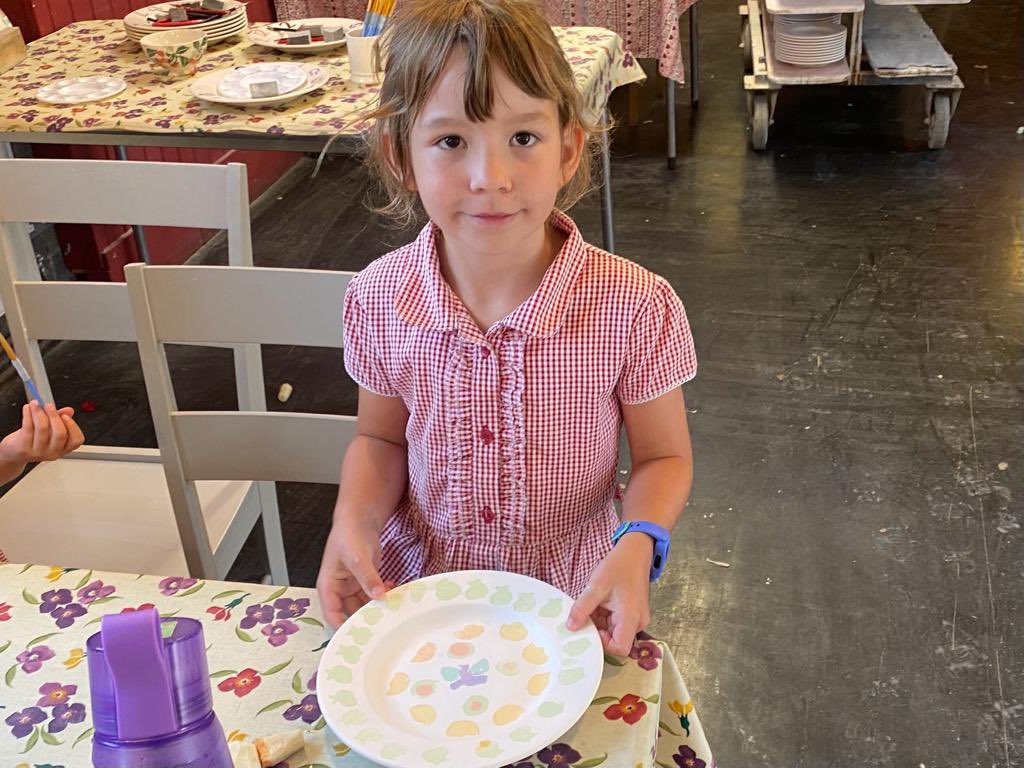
2, 0, 1022, 765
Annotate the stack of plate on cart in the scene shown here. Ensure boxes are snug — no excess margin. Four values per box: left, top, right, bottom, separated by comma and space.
124, 0, 249, 45
773, 19, 847, 67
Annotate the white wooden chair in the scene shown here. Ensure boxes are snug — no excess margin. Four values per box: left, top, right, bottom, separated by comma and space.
125, 264, 357, 567
0, 158, 289, 583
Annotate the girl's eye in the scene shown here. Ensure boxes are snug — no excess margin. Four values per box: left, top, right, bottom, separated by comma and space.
438, 136, 462, 149
512, 132, 537, 147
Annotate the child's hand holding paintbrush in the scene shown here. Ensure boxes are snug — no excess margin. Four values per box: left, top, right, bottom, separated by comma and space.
0, 334, 84, 485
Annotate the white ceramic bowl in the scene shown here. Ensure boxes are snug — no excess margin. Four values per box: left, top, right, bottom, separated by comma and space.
139, 29, 208, 78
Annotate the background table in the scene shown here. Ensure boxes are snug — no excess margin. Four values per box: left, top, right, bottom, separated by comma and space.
0, 563, 714, 767
0, 20, 644, 251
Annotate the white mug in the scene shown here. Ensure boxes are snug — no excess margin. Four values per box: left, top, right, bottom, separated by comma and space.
346, 24, 384, 85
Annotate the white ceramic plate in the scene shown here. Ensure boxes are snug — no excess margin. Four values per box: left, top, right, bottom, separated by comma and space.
317, 571, 604, 768
216, 62, 306, 99
124, 0, 247, 30
36, 76, 127, 105
189, 63, 328, 105
247, 17, 359, 53
774, 22, 846, 41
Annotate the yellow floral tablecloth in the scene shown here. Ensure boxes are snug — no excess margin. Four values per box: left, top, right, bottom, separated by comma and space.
0, 563, 712, 768
0, 21, 644, 139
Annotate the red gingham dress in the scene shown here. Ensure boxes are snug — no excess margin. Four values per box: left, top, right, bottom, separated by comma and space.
343, 210, 697, 598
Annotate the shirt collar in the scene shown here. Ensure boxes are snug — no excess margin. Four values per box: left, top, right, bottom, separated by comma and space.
394, 209, 588, 339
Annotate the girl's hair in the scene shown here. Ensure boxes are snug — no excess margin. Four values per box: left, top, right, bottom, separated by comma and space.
363, 0, 602, 227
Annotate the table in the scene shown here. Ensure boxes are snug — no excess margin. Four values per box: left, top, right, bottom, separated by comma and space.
0, 563, 715, 767
0, 20, 645, 252
273, 0, 700, 168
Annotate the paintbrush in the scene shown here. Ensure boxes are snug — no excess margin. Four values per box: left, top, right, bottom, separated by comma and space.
0, 335, 44, 404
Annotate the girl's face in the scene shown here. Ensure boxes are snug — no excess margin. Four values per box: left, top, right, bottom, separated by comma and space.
404, 49, 584, 259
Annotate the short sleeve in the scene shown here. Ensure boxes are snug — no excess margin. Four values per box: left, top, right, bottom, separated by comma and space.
342, 281, 400, 398
616, 277, 697, 404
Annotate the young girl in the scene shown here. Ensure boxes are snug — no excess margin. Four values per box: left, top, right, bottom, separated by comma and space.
0, 400, 85, 563
317, 0, 696, 656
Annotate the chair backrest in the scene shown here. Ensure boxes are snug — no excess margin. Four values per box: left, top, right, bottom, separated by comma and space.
0, 158, 253, 404
126, 263, 358, 489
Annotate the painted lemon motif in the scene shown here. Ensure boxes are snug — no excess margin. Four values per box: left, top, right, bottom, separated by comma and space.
349, 627, 372, 646
385, 591, 403, 611
463, 695, 489, 716
387, 672, 409, 696
362, 606, 384, 625
513, 593, 536, 612
409, 582, 428, 602
446, 720, 480, 737
339, 645, 362, 664
539, 598, 563, 618
412, 680, 437, 698
454, 624, 485, 640
492, 704, 524, 726
326, 665, 351, 684
410, 705, 437, 726
490, 586, 513, 605
558, 667, 585, 685
435, 578, 461, 600
499, 621, 528, 641
476, 740, 501, 758
466, 580, 489, 599
511, 725, 536, 742
412, 642, 436, 662
423, 747, 448, 764
341, 709, 368, 726
522, 643, 548, 665
381, 744, 406, 759
527, 672, 550, 696
496, 660, 519, 676
447, 641, 474, 659
563, 638, 591, 657
538, 701, 564, 718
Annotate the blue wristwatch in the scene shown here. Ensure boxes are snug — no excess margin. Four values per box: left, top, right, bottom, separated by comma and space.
611, 521, 671, 582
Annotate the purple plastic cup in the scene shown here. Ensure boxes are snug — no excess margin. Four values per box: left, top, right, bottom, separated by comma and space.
86, 609, 231, 768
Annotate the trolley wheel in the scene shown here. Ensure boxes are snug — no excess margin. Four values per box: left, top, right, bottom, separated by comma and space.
927, 93, 951, 150
741, 18, 753, 74
750, 93, 770, 150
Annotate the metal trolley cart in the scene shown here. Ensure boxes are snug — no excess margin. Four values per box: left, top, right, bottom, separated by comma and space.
739, 0, 965, 149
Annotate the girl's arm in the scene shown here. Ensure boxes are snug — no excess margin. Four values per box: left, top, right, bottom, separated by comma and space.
567, 387, 693, 654
317, 388, 409, 628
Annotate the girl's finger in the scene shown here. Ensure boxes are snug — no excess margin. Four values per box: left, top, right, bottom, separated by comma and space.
57, 406, 75, 418
29, 401, 50, 455
20, 403, 32, 434
609, 612, 639, 656
62, 415, 85, 452
46, 405, 68, 455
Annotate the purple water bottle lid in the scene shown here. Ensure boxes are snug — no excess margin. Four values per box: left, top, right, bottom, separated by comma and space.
87, 609, 216, 742
99, 609, 178, 740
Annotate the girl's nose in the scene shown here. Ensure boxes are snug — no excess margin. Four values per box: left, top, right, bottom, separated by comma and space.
468, 145, 512, 193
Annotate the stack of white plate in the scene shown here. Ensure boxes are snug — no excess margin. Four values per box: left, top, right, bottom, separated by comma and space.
124, 1, 248, 45
774, 13, 842, 27
190, 62, 329, 106
774, 22, 847, 67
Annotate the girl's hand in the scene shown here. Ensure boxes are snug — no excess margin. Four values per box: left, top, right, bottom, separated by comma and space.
565, 534, 653, 656
316, 521, 395, 631
0, 401, 84, 471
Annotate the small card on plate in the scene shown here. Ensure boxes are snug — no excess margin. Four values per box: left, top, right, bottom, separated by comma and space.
321, 26, 345, 42
168, 7, 189, 21
299, 23, 322, 37
248, 80, 280, 97
284, 30, 312, 44
201, 0, 225, 9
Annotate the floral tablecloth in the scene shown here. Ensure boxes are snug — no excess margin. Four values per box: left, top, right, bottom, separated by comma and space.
0, 563, 713, 768
0, 21, 644, 139
273, 0, 694, 83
